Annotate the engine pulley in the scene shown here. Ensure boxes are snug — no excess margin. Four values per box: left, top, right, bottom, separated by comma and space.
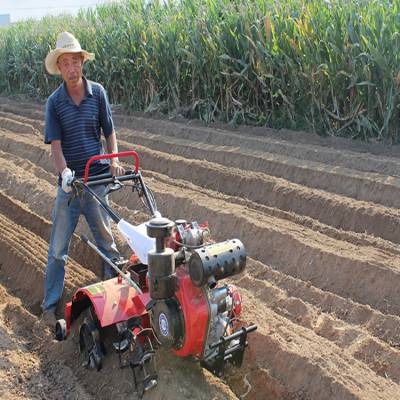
151, 298, 185, 349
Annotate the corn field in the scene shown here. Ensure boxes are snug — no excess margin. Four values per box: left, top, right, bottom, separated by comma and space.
1, 0, 400, 143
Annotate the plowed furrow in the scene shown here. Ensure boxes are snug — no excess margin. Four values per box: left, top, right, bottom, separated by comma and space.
0, 189, 105, 276
3, 180, 400, 380
148, 180, 400, 315
5, 167, 400, 362
115, 113, 400, 173
3, 112, 400, 217
117, 139, 400, 226
118, 128, 400, 208
239, 288, 400, 400
0, 100, 45, 121
2, 129, 400, 247
1, 199, 399, 400
4, 147, 397, 357
0, 110, 43, 135
0, 211, 96, 312
116, 138, 400, 242
4, 127, 399, 261
1, 132, 400, 317
235, 273, 400, 384
242, 259, 400, 347
148, 170, 400, 256
0, 285, 93, 400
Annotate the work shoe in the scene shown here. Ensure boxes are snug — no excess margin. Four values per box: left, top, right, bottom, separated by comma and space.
40, 310, 57, 329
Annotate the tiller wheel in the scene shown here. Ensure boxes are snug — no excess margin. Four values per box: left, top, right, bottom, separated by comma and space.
79, 308, 104, 371
113, 319, 158, 398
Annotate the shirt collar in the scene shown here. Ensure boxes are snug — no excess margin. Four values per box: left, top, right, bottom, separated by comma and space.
60, 76, 93, 104
85, 77, 93, 97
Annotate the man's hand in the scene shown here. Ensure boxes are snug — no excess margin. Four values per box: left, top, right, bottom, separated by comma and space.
61, 167, 75, 193
110, 160, 125, 177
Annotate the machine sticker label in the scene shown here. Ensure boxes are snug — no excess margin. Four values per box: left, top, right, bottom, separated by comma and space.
86, 283, 106, 296
159, 313, 169, 336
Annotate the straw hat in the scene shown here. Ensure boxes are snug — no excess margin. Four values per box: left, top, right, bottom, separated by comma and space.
45, 32, 94, 75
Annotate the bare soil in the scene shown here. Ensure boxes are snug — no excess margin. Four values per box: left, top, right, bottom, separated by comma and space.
0, 95, 399, 399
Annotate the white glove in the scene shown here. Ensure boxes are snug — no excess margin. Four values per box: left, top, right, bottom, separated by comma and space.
61, 167, 75, 193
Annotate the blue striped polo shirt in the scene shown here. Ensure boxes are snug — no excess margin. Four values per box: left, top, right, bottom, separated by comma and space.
44, 77, 114, 181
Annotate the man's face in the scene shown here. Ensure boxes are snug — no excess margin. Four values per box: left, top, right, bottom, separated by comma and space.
57, 53, 83, 84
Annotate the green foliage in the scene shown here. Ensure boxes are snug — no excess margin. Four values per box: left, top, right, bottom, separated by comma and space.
1, 0, 400, 142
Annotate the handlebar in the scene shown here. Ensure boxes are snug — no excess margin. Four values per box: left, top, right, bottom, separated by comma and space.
74, 150, 158, 220
83, 151, 140, 183
83, 170, 138, 186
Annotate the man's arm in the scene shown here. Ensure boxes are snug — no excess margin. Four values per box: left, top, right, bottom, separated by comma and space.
105, 131, 125, 177
51, 140, 67, 174
99, 86, 125, 177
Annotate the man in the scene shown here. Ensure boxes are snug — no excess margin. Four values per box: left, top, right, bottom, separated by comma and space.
41, 32, 124, 327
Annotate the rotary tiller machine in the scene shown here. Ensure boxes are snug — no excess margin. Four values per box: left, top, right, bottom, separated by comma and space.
55, 151, 257, 397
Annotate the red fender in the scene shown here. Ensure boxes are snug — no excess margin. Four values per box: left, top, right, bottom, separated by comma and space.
69, 278, 151, 330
